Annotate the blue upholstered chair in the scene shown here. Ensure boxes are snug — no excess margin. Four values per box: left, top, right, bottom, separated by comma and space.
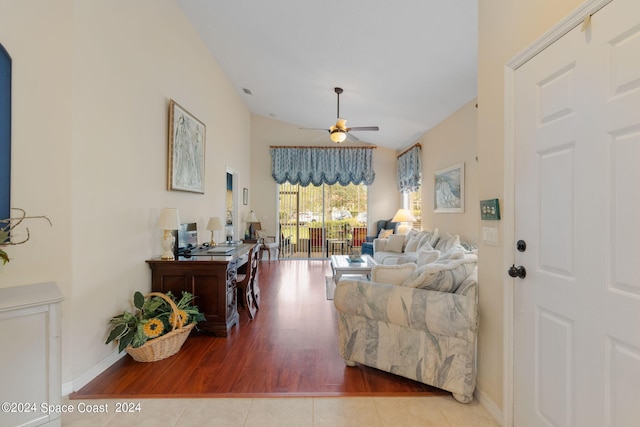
360, 219, 398, 256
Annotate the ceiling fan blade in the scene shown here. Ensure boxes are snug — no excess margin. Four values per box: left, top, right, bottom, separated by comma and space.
301, 127, 330, 132
347, 126, 379, 132
312, 133, 329, 142
345, 132, 359, 142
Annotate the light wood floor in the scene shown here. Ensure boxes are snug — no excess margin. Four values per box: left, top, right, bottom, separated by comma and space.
71, 259, 445, 399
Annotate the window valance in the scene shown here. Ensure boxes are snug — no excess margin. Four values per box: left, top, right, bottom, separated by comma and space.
270, 146, 375, 186
397, 144, 422, 193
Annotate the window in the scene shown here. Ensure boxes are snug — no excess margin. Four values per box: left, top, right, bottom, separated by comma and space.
279, 182, 368, 258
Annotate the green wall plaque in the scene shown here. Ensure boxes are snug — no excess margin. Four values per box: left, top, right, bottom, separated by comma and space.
480, 199, 500, 220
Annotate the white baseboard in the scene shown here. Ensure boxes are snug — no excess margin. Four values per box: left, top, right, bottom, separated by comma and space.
62, 350, 126, 397
475, 387, 503, 426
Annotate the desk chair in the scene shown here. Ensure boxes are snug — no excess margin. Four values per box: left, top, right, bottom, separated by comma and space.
257, 230, 280, 262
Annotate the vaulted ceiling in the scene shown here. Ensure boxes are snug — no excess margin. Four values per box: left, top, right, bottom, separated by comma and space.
177, 0, 477, 151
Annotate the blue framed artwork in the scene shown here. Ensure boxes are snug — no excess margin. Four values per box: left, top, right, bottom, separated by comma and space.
0, 44, 10, 225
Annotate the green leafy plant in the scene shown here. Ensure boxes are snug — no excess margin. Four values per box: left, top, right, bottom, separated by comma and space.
106, 291, 205, 352
0, 208, 52, 264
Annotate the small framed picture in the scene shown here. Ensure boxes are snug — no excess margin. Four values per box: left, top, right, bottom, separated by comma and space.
480, 199, 501, 220
434, 163, 464, 213
243, 188, 248, 205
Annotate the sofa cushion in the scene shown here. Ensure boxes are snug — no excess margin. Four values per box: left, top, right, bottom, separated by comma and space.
424, 228, 439, 247
437, 246, 465, 261
402, 254, 477, 292
371, 263, 417, 286
416, 248, 440, 266
385, 234, 405, 253
378, 228, 394, 239
390, 254, 417, 265
434, 233, 460, 251
404, 231, 426, 252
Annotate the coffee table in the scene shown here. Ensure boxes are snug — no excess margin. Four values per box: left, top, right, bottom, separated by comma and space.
330, 254, 377, 282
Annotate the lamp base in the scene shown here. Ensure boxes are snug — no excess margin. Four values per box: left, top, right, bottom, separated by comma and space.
161, 232, 175, 260
397, 224, 411, 235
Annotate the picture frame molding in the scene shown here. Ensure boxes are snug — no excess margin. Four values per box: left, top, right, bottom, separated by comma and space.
434, 162, 465, 213
168, 99, 206, 194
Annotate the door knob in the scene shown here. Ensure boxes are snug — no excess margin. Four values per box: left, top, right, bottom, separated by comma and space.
508, 264, 527, 279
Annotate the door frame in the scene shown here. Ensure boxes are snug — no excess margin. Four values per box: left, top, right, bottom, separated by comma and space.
502, 1, 611, 425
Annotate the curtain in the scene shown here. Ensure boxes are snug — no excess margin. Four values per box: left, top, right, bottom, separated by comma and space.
396, 144, 421, 193
270, 146, 375, 186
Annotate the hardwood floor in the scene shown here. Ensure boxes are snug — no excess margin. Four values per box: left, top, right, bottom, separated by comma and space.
71, 259, 446, 399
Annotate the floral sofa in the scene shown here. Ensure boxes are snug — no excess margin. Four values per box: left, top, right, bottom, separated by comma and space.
333, 248, 478, 403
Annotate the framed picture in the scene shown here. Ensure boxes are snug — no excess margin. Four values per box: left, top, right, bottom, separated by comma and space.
480, 198, 501, 220
243, 188, 248, 205
167, 99, 206, 193
434, 162, 464, 213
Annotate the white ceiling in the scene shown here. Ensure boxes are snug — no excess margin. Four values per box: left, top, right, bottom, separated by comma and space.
177, 0, 478, 151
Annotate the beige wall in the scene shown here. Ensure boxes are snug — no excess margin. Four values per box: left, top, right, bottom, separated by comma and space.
0, 0, 250, 388
249, 114, 400, 237
477, 0, 584, 414
418, 99, 478, 245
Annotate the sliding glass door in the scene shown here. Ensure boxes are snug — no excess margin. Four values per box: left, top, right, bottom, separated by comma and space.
279, 182, 368, 259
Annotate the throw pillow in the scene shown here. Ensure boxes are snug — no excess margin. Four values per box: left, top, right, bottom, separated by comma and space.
437, 246, 464, 261
371, 263, 417, 286
434, 233, 460, 252
378, 228, 394, 239
416, 248, 440, 266
404, 231, 426, 253
402, 254, 477, 292
394, 254, 418, 265
424, 228, 439, 247
385, 234, 405, 253
415, 233, 433, 251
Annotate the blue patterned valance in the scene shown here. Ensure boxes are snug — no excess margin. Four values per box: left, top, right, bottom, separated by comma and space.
397, 144, 422, 193
270, 146, 375, 186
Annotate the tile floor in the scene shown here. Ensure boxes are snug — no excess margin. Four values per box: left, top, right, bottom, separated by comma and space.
61, 395, 499, 426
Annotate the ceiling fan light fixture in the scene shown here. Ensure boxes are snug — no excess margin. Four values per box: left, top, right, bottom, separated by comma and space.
330, 130, 347, 143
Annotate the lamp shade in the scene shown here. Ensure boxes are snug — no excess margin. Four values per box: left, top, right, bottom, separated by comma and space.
330, 131, 347, 143
391, 208, 416, 223
206, 216, 223, 231
157, 208, 180, 230
246, 211, 258, 223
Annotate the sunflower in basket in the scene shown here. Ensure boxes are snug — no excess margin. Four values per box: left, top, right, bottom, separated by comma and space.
106, 291, 205, 353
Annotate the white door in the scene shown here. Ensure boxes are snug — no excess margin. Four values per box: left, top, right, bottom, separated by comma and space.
513, 0, 640, 425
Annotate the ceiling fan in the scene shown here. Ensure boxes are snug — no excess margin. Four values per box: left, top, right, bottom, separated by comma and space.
304, 87, 379, 143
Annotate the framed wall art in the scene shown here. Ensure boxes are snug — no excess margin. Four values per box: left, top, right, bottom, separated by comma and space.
167, 99, 206, 193
243, 188, 248, 205
434, 162, 464, 213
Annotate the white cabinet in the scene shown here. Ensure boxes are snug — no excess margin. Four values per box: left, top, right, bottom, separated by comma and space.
0, 282, 64, 427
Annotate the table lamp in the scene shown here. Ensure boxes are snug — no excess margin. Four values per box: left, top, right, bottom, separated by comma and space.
206, 216, 223, 247
246, 211, 258, 239
391, 208, 417, 235
157, 208, 180, 260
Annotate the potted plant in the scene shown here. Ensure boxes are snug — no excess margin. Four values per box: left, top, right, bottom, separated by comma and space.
106, 290, 205, 362
0, 208, 52, 264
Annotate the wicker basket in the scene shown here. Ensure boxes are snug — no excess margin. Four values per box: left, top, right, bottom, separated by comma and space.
125, 292, 195, 363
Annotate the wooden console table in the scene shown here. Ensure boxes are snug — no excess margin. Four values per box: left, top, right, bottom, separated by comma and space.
146, 244, 253, 336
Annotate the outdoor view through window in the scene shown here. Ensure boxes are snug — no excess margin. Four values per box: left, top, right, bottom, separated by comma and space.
278, 183, 368, 259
